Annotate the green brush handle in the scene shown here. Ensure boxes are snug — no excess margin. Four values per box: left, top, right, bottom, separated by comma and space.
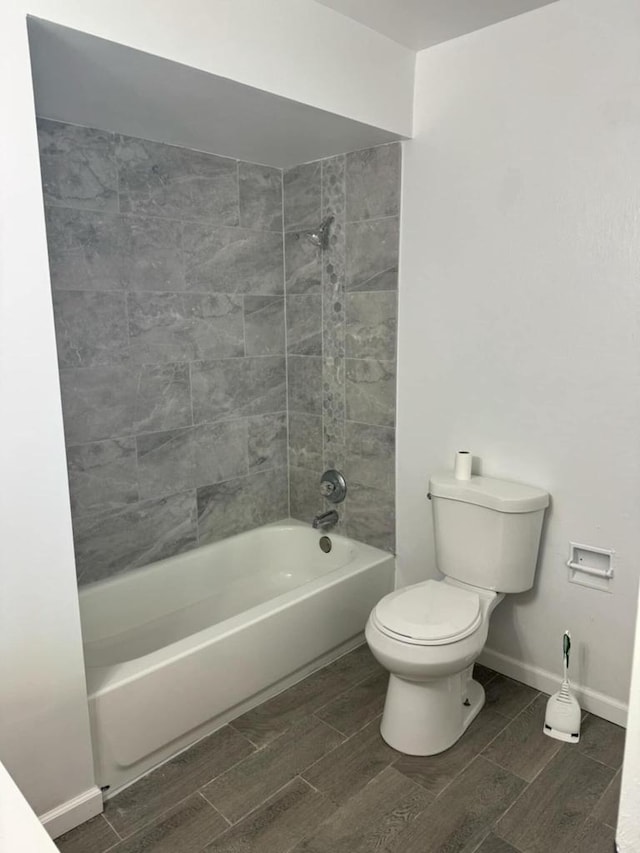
563, 631, 571, 673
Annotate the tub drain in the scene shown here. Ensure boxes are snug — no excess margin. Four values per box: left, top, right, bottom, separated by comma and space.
319, 536, 332, 553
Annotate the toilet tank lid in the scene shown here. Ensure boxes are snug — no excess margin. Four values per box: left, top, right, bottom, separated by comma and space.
429, 473, 549, 513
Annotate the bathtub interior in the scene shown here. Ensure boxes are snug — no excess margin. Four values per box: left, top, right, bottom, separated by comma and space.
79, 521, 363, 667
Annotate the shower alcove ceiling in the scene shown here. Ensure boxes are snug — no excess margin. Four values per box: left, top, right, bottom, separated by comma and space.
28, 17, 404, 168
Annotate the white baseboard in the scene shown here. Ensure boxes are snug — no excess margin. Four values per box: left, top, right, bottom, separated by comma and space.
39, 786, 103, 839
478, 647, 628, 728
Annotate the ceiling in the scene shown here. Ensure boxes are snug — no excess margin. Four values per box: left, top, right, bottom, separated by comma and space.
314, 0, 558, 50
27, 18, 401, 170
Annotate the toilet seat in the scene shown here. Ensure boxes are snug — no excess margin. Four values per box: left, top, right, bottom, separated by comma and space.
372, 580, 482, 646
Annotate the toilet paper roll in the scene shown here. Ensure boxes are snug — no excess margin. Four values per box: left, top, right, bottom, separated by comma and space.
454, 451, 472, 480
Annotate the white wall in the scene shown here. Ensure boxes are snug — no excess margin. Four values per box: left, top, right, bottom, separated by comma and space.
0, 8, 98, 832
619, 585, 640, 851
397, 0, 640, 720
0, 0, 413, 830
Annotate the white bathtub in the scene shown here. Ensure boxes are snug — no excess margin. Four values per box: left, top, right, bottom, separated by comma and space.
79, 520, 394, 793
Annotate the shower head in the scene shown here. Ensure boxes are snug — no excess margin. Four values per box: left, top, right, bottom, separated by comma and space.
305, 215, 334, 250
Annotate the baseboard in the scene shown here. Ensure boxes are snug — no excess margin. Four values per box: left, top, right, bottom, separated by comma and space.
39, 785, 103, 839
478, 647, 628, 727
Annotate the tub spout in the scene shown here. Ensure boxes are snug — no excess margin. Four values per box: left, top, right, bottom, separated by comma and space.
312, 510, 339, 531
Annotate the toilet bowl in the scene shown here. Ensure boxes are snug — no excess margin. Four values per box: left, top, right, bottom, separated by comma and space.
366, 468, 549, 756
366, 578, 504, 755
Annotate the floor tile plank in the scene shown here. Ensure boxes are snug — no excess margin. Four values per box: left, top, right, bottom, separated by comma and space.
314, 671, 387, 736
109, 794, 227, 853
593, 768, 621, 829
484, 675, 539, 719
394, 708, 509, 796
561, 817, 616, 853
104, 726, 254, 837
204, 777, 335, 853
388, 756, 526, 853
55, 814, 119, 853
482, 693, 562, 782
473, 664, 498, 686
578, 714, 626, 769
302, 717, 398, 804
202, 716, 343, 823
230, 645, 380, 748
293, 766, 431, 853
496, 749, 615, 853
473, 833, 520, 853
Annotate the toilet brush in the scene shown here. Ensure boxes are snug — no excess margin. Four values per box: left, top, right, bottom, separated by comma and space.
543, 630, 581, 743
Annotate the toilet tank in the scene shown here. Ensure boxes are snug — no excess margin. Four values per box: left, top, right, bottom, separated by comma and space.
429, 473, 549, 593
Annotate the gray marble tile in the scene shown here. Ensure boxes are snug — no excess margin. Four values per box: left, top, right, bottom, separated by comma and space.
105, 725, 253, 838
302, 718, 398, 806
287, 294, 322, 355
53, 291, 129, 368
345, 218, 399, 292
289, 466, 322, 523
244, 296, 285, 356
344, 422, 394, 491
184, 225, 283, 295
116, 135, 238, 223
192, 421, 249, 486
128, 293, 244, 363
392, 757, 525, 853
345, 291, 397, 360
204, 778, 334, 853
394, 709, 508, 798
284, 162, 322, 232
202, 716, 343, 823
54, 814, 119, 853
37, 119, 117, 212
191, 357, 286, 424
288, 412, 323, 470
59, 365, 139, 444
345, 481, 395, 552
345, 359, 396, 427
44, 209, 185, 293
136, 428, 195, 499
345, 144, 401, 222
125, 215, 186, 291
110, 793, 227, 853
133, 363, 192, 434
74, 491, 198, 584
185, 294, 244, 360
287, 356, 323, 415
238, 162, 283, 231
44, 208, 128, 291
247, 412, 287, 473
67, 438, 138, 514
495, 749, 614, 853
137, 422, 249, 500
197, 468, 288, 544
285, 232, 322, 294
294, 766, 430, 853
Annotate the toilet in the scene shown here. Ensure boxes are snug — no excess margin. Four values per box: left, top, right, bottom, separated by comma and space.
366, 469, 549, 756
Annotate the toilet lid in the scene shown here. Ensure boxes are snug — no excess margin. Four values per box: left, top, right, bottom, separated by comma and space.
374, 580, 481, 645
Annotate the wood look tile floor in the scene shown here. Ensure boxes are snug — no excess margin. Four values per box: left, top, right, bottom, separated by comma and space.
55, 646, 623, 853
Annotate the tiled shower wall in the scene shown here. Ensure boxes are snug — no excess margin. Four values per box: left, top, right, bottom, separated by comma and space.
38, 119, 289, 584
38, 119, 399, 583
284, 146, 400, 552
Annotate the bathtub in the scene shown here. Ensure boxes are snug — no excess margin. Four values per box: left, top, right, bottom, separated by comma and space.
79, 520, 395, 793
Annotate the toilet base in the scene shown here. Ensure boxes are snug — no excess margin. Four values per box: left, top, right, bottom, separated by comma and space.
379, 669, 485, 756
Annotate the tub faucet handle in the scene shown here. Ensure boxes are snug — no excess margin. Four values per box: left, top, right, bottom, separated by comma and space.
320, 480, 335, 498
